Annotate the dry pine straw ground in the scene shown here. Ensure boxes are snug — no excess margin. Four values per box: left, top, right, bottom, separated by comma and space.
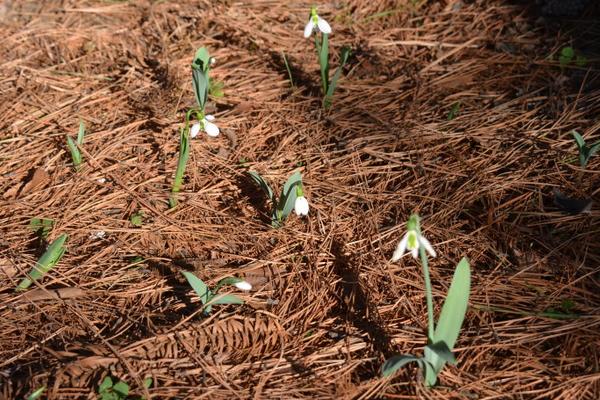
0, 0, 599, 399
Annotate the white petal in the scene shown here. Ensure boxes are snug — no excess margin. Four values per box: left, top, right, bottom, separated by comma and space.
190, 123, 201, 138
204, 114, 215, 121
204, 119, 220, 137
294, 196, 309, 216
304, 20, 315, 38
411, 246, 419, 259
209, 57, 216, 65
419, 236, 437, 258
317, 17, 331, 34
234, 281, 252, 291
391, 234, 408, 262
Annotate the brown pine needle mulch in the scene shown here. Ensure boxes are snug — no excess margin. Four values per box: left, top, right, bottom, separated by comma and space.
1, 0, 599, 398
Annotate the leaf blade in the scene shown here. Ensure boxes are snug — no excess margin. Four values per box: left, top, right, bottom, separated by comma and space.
182, 271, 211, 305
16, 234, 68, 291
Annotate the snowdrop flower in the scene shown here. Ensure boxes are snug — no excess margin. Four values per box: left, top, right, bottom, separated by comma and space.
303, 6, 331, 38
294, 184, 309, 216
190, 115, 219, 138
391, 214, 436, 261
295, 196, 309, 216
234, 280, 252, 291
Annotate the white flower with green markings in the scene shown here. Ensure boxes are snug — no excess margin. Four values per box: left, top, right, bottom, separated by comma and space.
294, 185, 309, 216
190, 115, 219, 138
392, 220, 436, 261
304, 6, 331, 38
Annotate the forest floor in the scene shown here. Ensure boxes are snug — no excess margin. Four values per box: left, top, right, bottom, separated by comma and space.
1, 0, 599, 398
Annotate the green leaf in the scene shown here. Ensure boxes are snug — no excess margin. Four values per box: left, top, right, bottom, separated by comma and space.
575, 55, 587, 67
169, 128, 190, 208
100, 392, 117, 400
208, 293, 244, 305
381, 354, 422, 377
130, 211, 143, 227
282, 51, 294, 87
425, 257, 470, 386
112, 381, 129, 398
16, 234, 68, 291
318, 34, 330, 94
572, 130, 585, 149
278, 171, 302, 220
447, 102, 461, 121
99, 376, 113, 393
193, 47, 210, 71
324, 47, 350, 108
182, 271, 212, 306
143, 377, 153, 389
192, 68, 209, 111
247, 171, 275, 202
561, 46, 574, 59
27, 386, 46, 400
588, 141, 600, 160
66, 136, 82, 168
425, 341, 457, 365
77, 120, 86, 145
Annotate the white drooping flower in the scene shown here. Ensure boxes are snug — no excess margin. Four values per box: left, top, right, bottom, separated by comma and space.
294, 195, 309, 216
391, 215, 436, 261
190, 115, 220, 138
234, 280, 252, 291
303, 6, 332, 38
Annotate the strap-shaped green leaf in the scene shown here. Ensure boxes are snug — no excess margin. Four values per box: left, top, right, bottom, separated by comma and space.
16, 233, 68, 291
26, 386, 46, 400
192, 68, 209, 111
324, 47, 350, 108
319, 34, 329, 94
381, 354, 422, 377
66, 136, 82, 168
169, 128, 190, 208
278, 171, 302, 219
208, 293, 244, 305
77, 120, 85, 145
248, 171, 275, 202
425, 257, 470, 386
182, 271, 212, 306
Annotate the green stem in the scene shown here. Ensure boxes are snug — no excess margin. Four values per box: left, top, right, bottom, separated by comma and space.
420, 245, 435, 341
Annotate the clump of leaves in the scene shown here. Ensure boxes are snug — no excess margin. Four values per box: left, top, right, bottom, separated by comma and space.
182, 272, 251, 315
248, 170, 308, 227
66, 120, 85, 170
572, 130, 600, 168
16, 234, 68, 291
98, 376, 152, 400
130, 211, 144, 227
382, 214, 471, 387
558, 46, 587, 69
29, 217, 54, 239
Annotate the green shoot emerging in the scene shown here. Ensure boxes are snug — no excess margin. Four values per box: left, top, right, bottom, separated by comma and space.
66, 120, 86, 170
16, 233, 68, 291
182, 271, 251, 315
572, 130, 600, 168
248, 170, 308, 227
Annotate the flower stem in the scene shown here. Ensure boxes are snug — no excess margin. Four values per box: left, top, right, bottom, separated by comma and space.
420, 244, 435, 341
